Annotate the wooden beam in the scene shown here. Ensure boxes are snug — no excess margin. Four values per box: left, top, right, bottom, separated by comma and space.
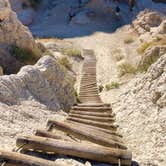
16, 136, 132, 165
0, 150, 58, 166
47, 120, 126, 149
67, 117, 117, 130
69, 113, 115, 122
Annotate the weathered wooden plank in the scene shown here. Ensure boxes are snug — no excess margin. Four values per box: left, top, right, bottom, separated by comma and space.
0, 150, 58, 166
16, 136, 132, 165
47, 120, 126, 149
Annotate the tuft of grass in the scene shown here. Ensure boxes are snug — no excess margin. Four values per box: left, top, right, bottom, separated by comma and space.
105, 82, 120, 91
137, 38, 166, 54
11, 45, 39, 64
137, 42, 153, 54
58, 57, 72, 70
112, 49, 124, 61
118, 63, 137, 76
137, 54, 160, 72
124, 37, 134, 44
74, 90, 80, 103
61, 48, 83, 59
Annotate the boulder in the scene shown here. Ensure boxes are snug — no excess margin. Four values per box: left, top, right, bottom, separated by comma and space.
158, 20, 166, 34
0, 56, 75, 111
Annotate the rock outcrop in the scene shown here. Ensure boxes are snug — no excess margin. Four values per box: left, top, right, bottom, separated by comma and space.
132, 10, 165, 34
0, 56, 75, 111
114, 54, 166, 166
0, 0, 41, 56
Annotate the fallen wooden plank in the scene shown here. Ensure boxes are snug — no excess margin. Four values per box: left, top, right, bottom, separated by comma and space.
16, 136, 132, 165
47, 120, 126, 149
67, 121, 122, 137
67, 117, 117, 130
0, 150, 58, 166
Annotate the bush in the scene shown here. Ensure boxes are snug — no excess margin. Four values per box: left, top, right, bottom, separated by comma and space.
58, 57, 72, 70
124, 37, 134, 44
74, 90, 80, 103
105, 82, 120, 91
11, 45, 39, 64
118, 63, 137, 76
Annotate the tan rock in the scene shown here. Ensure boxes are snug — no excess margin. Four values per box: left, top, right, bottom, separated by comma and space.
0, 66, 3, 75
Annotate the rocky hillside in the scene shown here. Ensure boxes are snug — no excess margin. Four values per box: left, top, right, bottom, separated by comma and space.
113, 54, 166, 166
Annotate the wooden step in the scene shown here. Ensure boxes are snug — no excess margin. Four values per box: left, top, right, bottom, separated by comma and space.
72, 106, 112, 111
69, 113, 115, 122
0, 150, 57, 166
47, 120, 125, 149
70, 110, 114, 117
77, 103, 111, 107
67, 117, 117, 130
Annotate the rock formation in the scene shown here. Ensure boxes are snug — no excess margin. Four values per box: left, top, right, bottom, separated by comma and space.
0, 0, 41, 56
114, 54, 166, 165
0, 56, 75, 111
132, 10, 165, 34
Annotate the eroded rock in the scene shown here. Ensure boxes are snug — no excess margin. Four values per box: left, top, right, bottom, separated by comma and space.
0, 56, 75, 111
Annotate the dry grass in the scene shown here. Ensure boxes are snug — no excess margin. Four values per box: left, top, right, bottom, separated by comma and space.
105, 82, 120, 91
58, 57, 72, 70
61, 48, 83, 59
112, 49, 124, 61
118, 63, 137, 76
124, 37, 134, 44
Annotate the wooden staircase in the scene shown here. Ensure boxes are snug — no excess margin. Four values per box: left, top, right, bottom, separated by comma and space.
0, 49, 132, 166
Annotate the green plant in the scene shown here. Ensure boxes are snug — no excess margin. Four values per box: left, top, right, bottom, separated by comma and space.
118, 63, 137, 76
124, 37, 134, 44
11, 45, 39, 64
105, 82, 120, 91
58, 57, 72, 70
137, 42, 153, 54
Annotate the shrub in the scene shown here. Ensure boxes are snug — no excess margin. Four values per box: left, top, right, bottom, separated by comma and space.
124, 37, 134, 44
118, 63, 137, 76
11, 45, 39, 64
105, 82, 120, 91
58, 57, 72, 70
